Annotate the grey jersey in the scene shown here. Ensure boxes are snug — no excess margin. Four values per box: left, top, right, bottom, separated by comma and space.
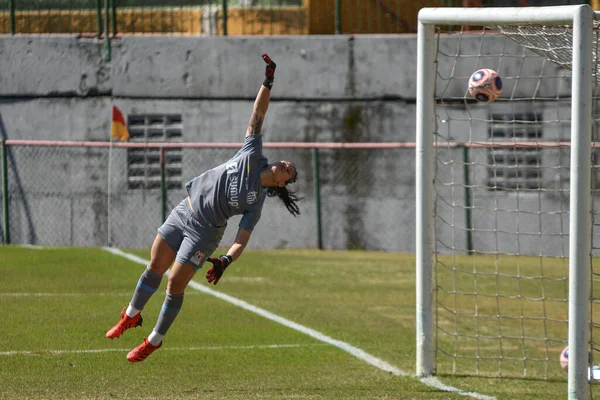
185, 135, 268, 232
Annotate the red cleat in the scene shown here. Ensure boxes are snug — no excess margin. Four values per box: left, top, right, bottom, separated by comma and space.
105, 307, 143, 339
126, 337, 162, 363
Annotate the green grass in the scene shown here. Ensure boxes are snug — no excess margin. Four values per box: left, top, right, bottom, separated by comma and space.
0, 246, 575, 399
434, 254, 574, 380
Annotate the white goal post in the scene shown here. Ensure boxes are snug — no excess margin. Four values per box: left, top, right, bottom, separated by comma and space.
416, 5, 595, 399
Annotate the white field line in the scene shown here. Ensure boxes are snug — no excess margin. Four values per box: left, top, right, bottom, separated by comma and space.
0, 292, 133, 297
0, 343, 325, 357
17, 244, 69, 250
101, 247, 494, 400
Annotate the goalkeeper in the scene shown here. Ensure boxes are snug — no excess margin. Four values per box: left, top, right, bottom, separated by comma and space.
105, 54, 300, 363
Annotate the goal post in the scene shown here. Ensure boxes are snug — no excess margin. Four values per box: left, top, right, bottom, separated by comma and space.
416, 5, 594, 399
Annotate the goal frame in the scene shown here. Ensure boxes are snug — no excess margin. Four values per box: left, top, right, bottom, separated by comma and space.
415, 5, 594, 398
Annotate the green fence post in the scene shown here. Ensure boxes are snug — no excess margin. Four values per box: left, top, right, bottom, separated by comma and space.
111, 0, 117, 36
1, 140, 10, 244
103, 0, 111, 61
222, 0, 228, 36
335, 0, 341, 34
462, 145, 473, 254
312, 149, 323, 250
160, 147, 167, 223
8, 0, 15, 34
96, 0, 103, 37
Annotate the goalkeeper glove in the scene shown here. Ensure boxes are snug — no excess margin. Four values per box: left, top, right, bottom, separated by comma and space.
262, 53, 276, 90
206, 255, 232, 285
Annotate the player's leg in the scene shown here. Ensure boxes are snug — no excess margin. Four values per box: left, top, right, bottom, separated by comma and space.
106, 200, 185, 339
126, 211, 225, 362
126, 261, 197, 363
151, 261, 197, 340
105, 235, 177, 339
126, 234, 176, 316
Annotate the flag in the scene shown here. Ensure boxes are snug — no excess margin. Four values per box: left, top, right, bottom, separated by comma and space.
111, 105, 130, 141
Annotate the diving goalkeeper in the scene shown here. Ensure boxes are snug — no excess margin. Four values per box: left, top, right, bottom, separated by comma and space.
105, 53, 300, 363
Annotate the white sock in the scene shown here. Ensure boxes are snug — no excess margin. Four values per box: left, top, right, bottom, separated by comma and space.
148, 330, 164, 346
126, 305, 141, 318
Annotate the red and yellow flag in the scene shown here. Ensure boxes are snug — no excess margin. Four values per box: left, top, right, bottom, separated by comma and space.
111, 105, 130, 141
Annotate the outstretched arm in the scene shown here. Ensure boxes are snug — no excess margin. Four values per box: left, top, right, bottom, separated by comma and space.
245, 85, 270, 137
246, 54, 276, 137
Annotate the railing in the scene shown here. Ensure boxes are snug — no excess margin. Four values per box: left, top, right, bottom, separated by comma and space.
0, 139, 418, 251
0, 139, 587, 252
0, 0, 455, 36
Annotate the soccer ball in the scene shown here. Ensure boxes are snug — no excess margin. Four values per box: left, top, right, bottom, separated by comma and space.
468, 68, 503, 103
560, 346, 600, 379
560, 346, 569, 372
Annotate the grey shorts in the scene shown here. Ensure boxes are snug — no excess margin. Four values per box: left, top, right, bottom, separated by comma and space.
157, 198, 226, 272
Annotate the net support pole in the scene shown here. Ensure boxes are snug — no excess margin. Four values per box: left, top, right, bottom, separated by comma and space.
312, 148, 323, 250
462, 145, 473, 254
415, 16, 436, 377
568, 5, 594, 400
1, 140, 9, 244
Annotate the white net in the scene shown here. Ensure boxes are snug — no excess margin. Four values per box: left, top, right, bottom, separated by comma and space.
431, 23, 600, 387
496, 23, 600, 85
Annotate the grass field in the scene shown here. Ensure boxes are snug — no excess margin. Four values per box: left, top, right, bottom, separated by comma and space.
0, 245, 575, 399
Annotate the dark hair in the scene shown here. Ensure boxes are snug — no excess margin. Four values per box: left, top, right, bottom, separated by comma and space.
267, 186, 301, 217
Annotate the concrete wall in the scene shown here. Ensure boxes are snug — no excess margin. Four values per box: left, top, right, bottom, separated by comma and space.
0, 34, 586, 255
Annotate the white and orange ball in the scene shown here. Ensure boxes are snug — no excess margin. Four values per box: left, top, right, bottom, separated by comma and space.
560, 346, 569, 372
468, 68, 503, 103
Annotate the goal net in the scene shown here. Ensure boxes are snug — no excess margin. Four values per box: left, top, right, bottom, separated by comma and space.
416, 5, 599, 397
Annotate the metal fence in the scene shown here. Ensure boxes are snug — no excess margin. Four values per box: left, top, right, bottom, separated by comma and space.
3, 0, 596, 37
0, 0, 594, 36
0, 0, 458, 36
0, 140, 417, 251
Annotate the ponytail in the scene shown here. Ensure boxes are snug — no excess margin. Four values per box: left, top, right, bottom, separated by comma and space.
267, 186, 301, 217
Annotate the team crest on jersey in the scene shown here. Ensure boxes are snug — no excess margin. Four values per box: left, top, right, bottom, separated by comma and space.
226, 162, 238, 174
246, 191, 258, 204
190, 250, 205, 266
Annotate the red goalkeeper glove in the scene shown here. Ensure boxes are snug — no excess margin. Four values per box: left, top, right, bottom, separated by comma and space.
206, 255, 232, 285
262, 53, 276, 90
